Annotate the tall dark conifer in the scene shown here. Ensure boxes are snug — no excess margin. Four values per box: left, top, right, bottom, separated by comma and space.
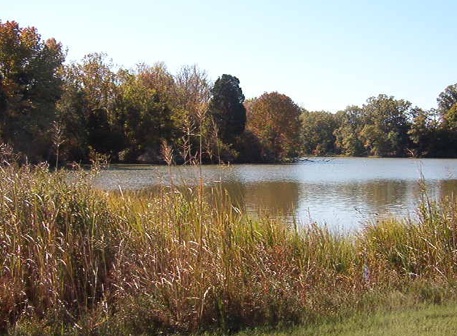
208, 74, 246, 144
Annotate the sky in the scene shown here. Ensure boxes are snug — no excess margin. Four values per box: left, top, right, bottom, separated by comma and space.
3, 0, 457, 112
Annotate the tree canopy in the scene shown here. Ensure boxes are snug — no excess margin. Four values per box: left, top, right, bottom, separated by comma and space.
247, 92, 301, 162
208, 74, 246, 144
359, 94, 411, 157
437, 83, 457, 114
0, 20, 65, 161
1, 20, 457, 163
301, 110, 338, 155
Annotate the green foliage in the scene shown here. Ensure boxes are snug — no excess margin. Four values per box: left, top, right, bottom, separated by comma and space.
234, 130, 264, 163
116, 64, 176, 162
333, 96, 412, 157
5, 19, 457, 163
407, 107, 440, 157
334, 106, 366, 156
301, 110, 338, 155
423, 84, 457, 157
208, 74, 246, 147
359, 94, 411, 157
0, 20, 65, 161
443, 103, 457, 131
56, 53, 125, 162
437, 83, 457, 114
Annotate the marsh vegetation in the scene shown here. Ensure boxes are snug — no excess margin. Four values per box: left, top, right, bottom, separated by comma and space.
1, 160, 457, 334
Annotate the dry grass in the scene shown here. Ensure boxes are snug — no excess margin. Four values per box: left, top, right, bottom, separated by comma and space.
0, 162, 457, 335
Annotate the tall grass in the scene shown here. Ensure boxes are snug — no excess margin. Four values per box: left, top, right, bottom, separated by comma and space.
0, 163, 118, 333
0, 162, 457, 334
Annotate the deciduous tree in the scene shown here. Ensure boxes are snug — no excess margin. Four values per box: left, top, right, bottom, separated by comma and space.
359, 94, 411, 157
407, 107, 440, 157
174, 65, 211, 163
116, 64, 176, 162
247, 92, 301, 161
0, 20, 64, 161
57, 53, 122, 161
437, 83, 457, 115
334, 106, 366, 156
433, 84, 457, 157
301, 110, 338, 155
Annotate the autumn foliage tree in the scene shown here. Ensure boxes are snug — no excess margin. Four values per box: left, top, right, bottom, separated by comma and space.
173, 65, 211, 163
0, 20, 65, 161
6, 19, 457, 164
247, 92, 301, 162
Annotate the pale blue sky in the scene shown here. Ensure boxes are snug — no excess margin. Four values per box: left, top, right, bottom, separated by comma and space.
3, 0, 457, 111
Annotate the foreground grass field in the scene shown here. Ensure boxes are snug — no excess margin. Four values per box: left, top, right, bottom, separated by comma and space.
233, 303, 457, 336
1, 160, 457, 334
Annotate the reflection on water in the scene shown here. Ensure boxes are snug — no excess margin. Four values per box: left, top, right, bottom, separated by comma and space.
295, 180, 424, 229
222, 181, 300, 218
438, 180, 457, 200
94, 158, 457, 231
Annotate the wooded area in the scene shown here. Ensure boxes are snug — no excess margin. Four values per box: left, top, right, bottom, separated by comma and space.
1, 20, 457, 165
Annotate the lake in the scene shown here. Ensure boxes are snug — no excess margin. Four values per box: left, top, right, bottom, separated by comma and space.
94, 158, 457, 231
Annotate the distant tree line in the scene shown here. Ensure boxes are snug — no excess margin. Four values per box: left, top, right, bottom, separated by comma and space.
1, 20, 457, 165
301, 91, 457, 158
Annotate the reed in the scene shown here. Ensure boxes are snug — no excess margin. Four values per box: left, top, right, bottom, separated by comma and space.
0, 163, 119, 333
1, 163, 457, 335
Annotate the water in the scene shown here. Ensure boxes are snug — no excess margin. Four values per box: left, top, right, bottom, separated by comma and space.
94, 158, 457, 231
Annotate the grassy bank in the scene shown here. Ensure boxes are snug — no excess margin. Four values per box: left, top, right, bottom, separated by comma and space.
1, 163, 457, 335
232, 302, 457, 336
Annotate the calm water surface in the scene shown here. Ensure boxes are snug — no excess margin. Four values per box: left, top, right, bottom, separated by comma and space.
94, 158, 457, 231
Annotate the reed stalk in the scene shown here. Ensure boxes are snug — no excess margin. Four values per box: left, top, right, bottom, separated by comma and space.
1, 163, 457, 334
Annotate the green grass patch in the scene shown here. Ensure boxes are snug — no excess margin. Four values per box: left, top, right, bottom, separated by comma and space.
232, 303, 457, 336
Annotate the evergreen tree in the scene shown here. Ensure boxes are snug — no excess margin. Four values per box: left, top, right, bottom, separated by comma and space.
208, 74, 246, 145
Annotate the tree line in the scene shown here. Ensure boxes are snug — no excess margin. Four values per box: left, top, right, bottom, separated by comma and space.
1, 20, 457, 165
302, 92, 457, 158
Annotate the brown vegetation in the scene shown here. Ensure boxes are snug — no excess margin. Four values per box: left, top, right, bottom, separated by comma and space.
0, 162, 456, 334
